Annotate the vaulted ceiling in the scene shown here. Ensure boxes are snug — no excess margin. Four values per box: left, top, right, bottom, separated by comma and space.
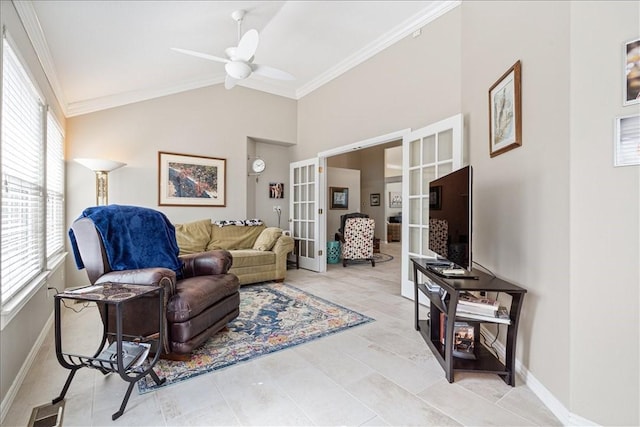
14, 0, 458, 117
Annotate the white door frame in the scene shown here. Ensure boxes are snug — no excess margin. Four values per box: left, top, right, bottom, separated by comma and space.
316, 129, 412, 273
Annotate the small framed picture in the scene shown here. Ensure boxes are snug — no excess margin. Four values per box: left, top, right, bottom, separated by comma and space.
624, 38, 640, 106
370, 193, 380, 206
330, 187, 349, 209
615, 114, 640, 167
269, 182, 284, 198
489, 60, 522, 157
389, 191, 402, 208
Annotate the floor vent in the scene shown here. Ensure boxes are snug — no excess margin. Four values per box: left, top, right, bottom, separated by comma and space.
28, 400, 65, 427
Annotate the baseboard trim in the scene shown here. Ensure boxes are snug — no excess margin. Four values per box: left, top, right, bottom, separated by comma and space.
479, 325, 598, 427
0, 312, 54, 424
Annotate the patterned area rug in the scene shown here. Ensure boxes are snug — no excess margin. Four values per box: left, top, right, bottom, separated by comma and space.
137, 282, 374, 393
346, 252, 394, 265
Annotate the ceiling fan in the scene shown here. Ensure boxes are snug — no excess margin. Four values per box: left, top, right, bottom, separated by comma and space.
172, 9, 294, 89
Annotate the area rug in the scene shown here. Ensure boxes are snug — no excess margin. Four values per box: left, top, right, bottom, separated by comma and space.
137, 282, 374, 393
347, 252, 394, 264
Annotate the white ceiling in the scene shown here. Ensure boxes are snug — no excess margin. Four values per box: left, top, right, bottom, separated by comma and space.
15, 0, 458, 117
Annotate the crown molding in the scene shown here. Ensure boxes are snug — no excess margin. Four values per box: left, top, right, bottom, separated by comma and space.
235, 78, 297, 100
13, 0, 68, 116
295, 0, 461, 99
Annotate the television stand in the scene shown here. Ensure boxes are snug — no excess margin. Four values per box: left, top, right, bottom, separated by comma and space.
411, 257, 527, 385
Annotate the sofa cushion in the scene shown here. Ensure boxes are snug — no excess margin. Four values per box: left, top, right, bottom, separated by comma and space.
253, 227, 283, 251
207, 224, 265, 250
230, 249, 276, 268
174, 219, 211, 255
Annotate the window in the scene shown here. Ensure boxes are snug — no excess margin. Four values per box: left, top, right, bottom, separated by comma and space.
47, 113, 65, 259
1, 35, 64, 309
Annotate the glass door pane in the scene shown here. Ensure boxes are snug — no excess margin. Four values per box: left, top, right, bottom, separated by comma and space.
290, 159, 320, 271
401, 114, 464, 300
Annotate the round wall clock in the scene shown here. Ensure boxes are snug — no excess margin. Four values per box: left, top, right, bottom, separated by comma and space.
251, 158, 266, 174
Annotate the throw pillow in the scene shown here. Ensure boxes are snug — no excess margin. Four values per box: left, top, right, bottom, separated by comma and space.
174, 219, 212, 255
252, 227, 283, 251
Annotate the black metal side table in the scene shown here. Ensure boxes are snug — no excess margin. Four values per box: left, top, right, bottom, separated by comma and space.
53, 283, 166, 420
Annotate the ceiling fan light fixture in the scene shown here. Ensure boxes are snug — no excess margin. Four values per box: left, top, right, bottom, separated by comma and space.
225, 61, 252, 80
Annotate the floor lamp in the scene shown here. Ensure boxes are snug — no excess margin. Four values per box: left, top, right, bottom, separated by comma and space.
75, 158, 126, 206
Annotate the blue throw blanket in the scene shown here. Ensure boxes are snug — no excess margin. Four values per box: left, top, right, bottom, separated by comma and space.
69, 205, 183, 276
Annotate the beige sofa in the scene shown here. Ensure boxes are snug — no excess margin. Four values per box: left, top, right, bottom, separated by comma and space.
174, 219, 294, 285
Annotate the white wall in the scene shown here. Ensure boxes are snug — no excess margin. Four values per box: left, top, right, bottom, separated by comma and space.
295, 6, 462, 161
327, 167, 361, 242
252, 142, 293, 229
569, 2, 639, 425
461, 0, 572, 412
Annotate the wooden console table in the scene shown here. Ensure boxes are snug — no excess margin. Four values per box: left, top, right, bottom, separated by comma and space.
411, 257, 526, 386
387, 223, 401, 242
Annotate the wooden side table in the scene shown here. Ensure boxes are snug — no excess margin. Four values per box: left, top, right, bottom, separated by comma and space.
53, 283, 166, 420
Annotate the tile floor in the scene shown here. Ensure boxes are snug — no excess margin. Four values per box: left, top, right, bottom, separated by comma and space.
3, 242, 562, 426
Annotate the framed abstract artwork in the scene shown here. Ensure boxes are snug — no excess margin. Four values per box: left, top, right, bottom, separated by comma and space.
158, 151, 226, 206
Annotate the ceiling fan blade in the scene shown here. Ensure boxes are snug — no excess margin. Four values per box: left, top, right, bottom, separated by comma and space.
251, 64, 295, 81
235, 29, 259, 62
225, 74, 239, 90
171, 48, 229, 64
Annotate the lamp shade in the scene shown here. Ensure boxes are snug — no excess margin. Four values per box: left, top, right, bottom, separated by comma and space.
75, 158, 126, 172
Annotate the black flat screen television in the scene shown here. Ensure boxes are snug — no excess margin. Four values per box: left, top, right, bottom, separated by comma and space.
428, 165, 473, 272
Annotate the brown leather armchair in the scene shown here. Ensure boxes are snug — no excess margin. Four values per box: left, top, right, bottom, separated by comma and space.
70, 216, 240, 356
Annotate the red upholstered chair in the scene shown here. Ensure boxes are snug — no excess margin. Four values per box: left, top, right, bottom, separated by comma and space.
70, 213, 240, 356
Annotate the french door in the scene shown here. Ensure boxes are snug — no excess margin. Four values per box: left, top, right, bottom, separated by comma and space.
401, 114, 464, 300
289, 158, 324, 272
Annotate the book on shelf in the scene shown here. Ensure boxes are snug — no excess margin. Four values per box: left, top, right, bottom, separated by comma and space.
453, 322, 476, 360
456, 306, 511, 325
90, 341, 150, 371
456, 303, 499, 316
458, 292, 499, 311
424, 279, 441, 292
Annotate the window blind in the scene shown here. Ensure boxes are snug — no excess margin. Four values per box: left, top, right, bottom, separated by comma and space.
1, 37, 45, 302
46, 112, 64, 258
